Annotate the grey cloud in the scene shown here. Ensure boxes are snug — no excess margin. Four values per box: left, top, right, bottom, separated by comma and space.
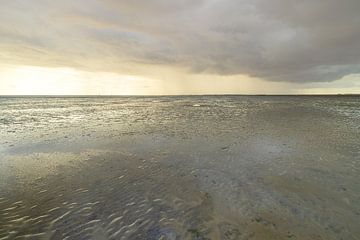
0, 0, 359, 82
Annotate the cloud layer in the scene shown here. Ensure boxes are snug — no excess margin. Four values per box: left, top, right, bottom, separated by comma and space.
1, 0, 360, 82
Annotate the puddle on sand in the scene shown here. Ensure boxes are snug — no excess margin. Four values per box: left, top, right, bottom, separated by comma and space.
2, 148, 358, 240
0, 151, 243, 240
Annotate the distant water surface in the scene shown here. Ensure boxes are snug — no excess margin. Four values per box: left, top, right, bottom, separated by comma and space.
0, 96, 359, 239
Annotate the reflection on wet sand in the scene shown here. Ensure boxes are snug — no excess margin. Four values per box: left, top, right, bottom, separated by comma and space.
0, 96, 359, 239
0, 151, 221, 239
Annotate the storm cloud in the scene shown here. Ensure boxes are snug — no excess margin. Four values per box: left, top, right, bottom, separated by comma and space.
0, 0, 360, 82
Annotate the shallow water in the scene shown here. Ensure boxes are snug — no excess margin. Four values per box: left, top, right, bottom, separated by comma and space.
0, 96, 359, 239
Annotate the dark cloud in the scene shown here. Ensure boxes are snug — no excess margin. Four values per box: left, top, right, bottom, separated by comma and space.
0, 0, 359, 82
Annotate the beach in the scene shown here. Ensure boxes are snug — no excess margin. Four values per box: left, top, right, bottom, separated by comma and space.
0, 96, 359, 239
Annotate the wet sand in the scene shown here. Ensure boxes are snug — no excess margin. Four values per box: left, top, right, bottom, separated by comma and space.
0, 96, 359, 239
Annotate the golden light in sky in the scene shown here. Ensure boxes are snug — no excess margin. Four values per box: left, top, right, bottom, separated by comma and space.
0, 65, 165, 95
0, 64, 359, 95
0, 66, 82, 95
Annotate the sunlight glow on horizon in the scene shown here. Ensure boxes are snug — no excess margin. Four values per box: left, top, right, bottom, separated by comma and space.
0, 64, 359, 95
0, 65, 165, 95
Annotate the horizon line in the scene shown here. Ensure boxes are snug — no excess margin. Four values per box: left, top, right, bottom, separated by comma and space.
0, 93, 359, 98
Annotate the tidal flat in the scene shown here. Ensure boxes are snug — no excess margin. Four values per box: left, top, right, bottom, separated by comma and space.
0, 96, 359, 240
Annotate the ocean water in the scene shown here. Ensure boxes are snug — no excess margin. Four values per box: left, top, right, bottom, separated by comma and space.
0, 96, 359, 239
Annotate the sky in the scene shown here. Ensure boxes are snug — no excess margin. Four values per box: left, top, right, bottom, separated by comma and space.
0, 0, 359, 95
